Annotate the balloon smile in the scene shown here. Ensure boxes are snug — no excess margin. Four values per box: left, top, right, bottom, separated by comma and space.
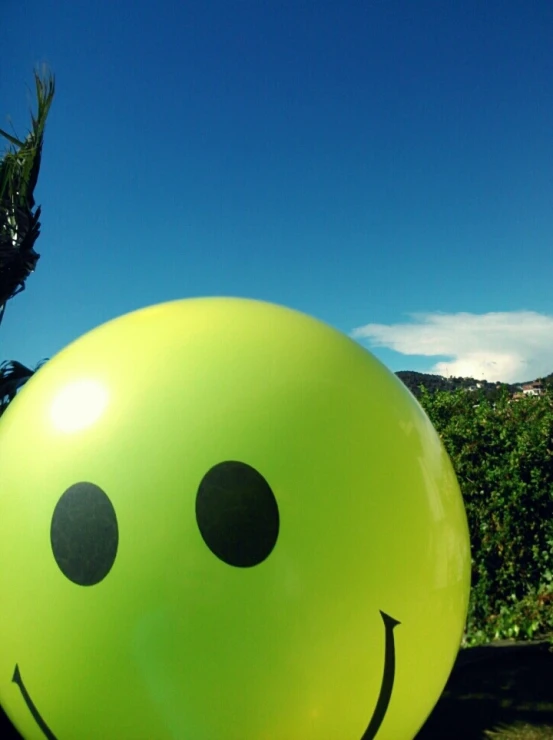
12, 611, 399, 740
361, 611, 400, 740
12, 666, 57, 740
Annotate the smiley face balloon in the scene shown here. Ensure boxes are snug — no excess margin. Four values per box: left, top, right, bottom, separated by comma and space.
0, 298, 470, 740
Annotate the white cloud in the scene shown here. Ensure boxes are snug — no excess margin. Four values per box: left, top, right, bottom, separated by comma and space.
351, 311, 553, 383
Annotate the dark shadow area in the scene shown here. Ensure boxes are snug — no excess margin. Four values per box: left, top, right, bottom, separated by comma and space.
0, 703, 20, 739
416, 641, 553, 739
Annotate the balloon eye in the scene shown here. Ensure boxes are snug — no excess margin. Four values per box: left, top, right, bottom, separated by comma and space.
50, 482, 119, 586
195, 461, 280, 568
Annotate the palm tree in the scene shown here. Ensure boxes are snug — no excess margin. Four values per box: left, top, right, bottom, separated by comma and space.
0, 359, 48, 417
0, 69, 55, 416
0, 68, 55, 324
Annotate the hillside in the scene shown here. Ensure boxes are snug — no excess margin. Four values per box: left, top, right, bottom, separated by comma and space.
395, 370, 553, 400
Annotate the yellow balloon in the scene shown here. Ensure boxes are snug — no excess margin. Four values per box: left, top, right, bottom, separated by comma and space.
0, 298, 470, 740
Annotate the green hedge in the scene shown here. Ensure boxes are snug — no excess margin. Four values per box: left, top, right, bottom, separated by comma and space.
418, 385, 553, 645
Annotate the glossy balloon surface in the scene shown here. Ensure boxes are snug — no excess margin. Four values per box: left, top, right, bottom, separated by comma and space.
0, 297, 470, 740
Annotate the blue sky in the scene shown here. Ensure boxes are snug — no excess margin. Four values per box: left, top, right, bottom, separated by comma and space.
2, 0, 552, 382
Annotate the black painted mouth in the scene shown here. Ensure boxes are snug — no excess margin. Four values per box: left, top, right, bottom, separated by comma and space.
12, 611, 399, 740
361, 611, 400, 740
12, 666, 57, 740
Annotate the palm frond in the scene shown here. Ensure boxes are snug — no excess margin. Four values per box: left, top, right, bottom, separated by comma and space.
0, 130, 25, 148
0, 358, 48, 417
0, 69, 55, 326
0, 360, 35, 416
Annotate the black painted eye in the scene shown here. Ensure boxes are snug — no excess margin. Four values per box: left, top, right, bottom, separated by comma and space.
195, 461, 279, 568
50, 482, 119, 586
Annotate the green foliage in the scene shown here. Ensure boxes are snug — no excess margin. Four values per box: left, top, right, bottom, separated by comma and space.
418, 385, 553, 645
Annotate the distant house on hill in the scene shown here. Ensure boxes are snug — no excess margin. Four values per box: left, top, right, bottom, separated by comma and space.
521, 381, 544, 397
511, 381, 544, 401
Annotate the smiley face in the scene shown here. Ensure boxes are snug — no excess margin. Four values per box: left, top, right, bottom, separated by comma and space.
0, 298, 471, 739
